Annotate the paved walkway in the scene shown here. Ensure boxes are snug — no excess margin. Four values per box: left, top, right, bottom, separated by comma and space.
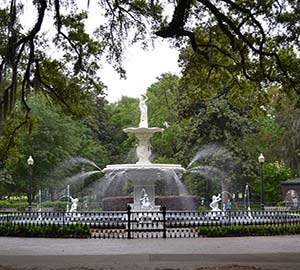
0, 236, 300, 270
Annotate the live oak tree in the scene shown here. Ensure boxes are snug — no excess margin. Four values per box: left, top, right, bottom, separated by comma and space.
0, 2, 105, 144
2, 0, 300, 128
174, 26, 270, 194
1, 0, 300, 193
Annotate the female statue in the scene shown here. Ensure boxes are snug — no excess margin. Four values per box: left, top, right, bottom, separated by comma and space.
139, 94, 148, 128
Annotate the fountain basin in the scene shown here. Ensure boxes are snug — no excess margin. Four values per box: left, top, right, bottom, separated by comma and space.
101, 164, 195, 210
102, 164, 185, 189
103, 163, 185, 173
123, 127, 164, 133
102, 195, 200, 211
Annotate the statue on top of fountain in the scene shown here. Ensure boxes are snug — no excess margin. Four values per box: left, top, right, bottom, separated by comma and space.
139, 94, 148, 128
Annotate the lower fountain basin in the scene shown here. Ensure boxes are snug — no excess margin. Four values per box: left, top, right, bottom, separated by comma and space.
101, 164, 190, 211
102, 195, 200, 211
102, 164, 185, 186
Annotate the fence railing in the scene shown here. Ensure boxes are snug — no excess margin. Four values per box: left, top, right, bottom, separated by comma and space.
1, 206, 300, 238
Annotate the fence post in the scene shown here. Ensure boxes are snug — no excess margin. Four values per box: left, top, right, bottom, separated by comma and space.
162, 206, 166, 239
127, 205, 131, 239
62, 212, 65, 226
227, 209, 231, 226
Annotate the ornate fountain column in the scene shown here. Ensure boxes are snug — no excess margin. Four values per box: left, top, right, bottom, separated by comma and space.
123, 94, 163, 164
122, 94, 163, 210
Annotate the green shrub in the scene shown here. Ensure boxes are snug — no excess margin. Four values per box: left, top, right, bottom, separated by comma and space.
41, 201, 68, 211
0, 222, 91, 238
0, 200, 29, 211
0, 200, 69, 212
198, 224, 300, 237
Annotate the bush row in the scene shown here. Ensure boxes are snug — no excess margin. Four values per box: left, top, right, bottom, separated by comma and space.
0, 200, 69, 211
0, 200, 28, 210
198, 224, 300, 237
0, 223, 91, 238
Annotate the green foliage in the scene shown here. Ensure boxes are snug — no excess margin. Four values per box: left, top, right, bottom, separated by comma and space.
0, 1, 299, 205
40, 200, 68, 211
0, 223, 91, 238
147, 73, 180, 127
273, 97, 300, 170
254, 161, 292, 204
177, 30, 266, 174
104, 96, 139, 163
198, 224, 300, 237
0, 168, 13, 185
107, 96, 139, 129
0, 199, 28, 210
146, 74, 182, 163
1, 94, 109, 197
0, 199, 68, 211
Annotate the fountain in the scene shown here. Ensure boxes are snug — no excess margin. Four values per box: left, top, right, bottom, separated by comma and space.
2, 96, 297, 238
102, 94, 198, 211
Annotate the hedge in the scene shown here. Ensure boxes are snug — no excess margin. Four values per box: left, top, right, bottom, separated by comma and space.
198, 224, 300, 237
0, 223, 91, 238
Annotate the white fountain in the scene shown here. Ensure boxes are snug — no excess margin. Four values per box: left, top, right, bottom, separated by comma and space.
102, 94, 187, 211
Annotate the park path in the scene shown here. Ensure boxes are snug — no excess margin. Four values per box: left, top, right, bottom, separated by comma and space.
0, 236, 300, 270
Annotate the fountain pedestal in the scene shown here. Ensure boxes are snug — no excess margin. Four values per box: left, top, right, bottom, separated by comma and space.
123, 124, 163, 211
123, 127, 163, 164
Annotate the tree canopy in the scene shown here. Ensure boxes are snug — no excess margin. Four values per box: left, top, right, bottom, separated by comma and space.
2, 0, 300, 130
1, 0, 300, 204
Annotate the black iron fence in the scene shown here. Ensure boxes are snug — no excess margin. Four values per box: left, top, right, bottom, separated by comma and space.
1, 206, 300, 238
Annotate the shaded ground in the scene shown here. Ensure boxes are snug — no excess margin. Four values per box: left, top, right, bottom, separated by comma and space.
0, 264, 285, 270
0, 236, 300, 270
0, 264, 283, 270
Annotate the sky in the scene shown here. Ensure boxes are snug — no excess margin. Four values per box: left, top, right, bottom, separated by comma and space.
79, 1, 181, 103
100, 42, 181, 103
18, 0, 181, 104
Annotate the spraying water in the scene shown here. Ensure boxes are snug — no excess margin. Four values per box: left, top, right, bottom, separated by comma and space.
188, 143, 231, 168
188, 143, 239, 198
67, 157, 102, 171
64, 170, 101, 187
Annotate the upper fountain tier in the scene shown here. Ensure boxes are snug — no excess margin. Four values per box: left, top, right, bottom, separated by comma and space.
103, 94, 185, 172
123, 126, 164, 164
125, 94, 164, 164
